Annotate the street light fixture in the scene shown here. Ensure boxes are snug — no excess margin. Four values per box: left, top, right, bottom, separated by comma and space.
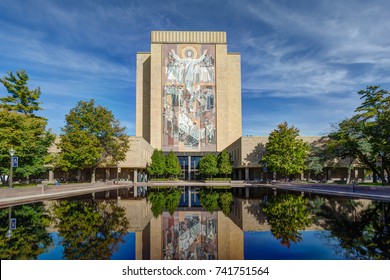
9, 148, 14, 189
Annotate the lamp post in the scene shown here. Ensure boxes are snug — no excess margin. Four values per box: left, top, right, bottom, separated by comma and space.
379, 151, 385, 186
9, 148, 14, 189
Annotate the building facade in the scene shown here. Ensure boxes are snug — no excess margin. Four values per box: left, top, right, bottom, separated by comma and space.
46, 31, 365, 183
136, 31, 242, 179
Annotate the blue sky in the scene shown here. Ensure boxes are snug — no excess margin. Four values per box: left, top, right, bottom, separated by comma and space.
1, 0, 389, 136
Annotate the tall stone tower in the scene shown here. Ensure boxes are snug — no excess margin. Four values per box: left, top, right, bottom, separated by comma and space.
136, 31, 242, 153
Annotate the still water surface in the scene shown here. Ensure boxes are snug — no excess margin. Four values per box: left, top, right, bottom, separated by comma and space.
1, 186, 389, 260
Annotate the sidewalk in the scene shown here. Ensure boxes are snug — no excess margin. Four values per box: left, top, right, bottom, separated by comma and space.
2, 181, 390, 208
275, 182, 390, 202
0, 182, 129, 208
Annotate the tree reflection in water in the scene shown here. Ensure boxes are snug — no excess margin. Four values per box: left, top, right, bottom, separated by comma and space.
147, 188, 182, 217
147, 191, 166, 218
199, 188, 233, 216
219, 192, 233, 216
147, 187, 233, 218
51, 200, 129, 260
315, 198, 390, 259
199, 189, 219, 213
165, 189, 182, 216
0, 203, 52, 260
263, 193, 312, 248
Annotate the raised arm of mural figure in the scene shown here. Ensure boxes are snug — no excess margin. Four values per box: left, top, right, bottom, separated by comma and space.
195, 49, 208, 63
201, 49, 207, 58
170, 49, 180, 61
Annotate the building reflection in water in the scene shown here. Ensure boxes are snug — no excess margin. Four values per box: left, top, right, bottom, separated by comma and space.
162, 212, 218, 260
120, 186, 243, 260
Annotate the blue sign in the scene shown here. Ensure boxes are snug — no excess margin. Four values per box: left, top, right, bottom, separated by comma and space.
12, 157, 18, 167
10, 218, 16, 230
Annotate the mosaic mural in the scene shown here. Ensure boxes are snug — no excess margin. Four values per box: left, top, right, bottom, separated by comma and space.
162, 211, 218, 260
162, 44, 216, 152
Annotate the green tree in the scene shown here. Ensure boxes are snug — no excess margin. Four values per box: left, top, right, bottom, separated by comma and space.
0, 70, 54, 185
147, 149, 165, 178
199, 189, 219, 213
262, 122, 309, 180
320, 86, 390, 185
199, 154, 219, 179
217, 150, 232, 178
0, 203, 53, 259
0, 69, 42, 114
52, 200, 129, 260
324, 118, 375, 183
355, 86, 390, 184
263, 194, 312, 248
305, 143, 325, 181
58, 100, 129, 183
165, 151, 181, 179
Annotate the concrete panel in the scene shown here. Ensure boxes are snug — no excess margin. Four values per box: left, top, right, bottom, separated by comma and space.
151, 31, 226, 44
216, 44, 228, 152
136, 53, 151, 141
150, 44, 162, 149
227, 54, 242, 146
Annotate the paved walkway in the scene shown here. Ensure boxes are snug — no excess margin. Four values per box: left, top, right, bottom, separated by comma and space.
1, 181, 390, 208
0, 182, 128, 208
274, 182, 390, 202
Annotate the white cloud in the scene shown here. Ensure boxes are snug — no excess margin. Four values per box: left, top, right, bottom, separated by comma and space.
1, 0, 389, 136
234, 0, 390, 101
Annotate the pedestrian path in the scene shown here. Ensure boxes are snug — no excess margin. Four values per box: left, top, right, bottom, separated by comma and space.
275, 183, 390, 202
0, 182, 128, 208
1, 181, 390, 208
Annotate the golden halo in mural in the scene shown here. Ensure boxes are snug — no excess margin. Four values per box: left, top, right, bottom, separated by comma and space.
182, 46, 197, 59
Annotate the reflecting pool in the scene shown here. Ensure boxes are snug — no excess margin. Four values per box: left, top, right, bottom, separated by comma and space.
0, 186, 389, 260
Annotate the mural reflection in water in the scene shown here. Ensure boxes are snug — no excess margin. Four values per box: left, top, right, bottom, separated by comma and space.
162, 211, 218, 260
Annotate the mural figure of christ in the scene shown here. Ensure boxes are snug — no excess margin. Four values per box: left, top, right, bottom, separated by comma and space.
170, 48, 207, 92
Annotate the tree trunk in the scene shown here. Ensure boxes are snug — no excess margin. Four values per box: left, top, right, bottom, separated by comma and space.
77, 169, 81, 182
385, 166, 390, 186
1, 175, 7, 186
91, 167, 96, 184
347, 167, 351, 184
384, 156, 389, 185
